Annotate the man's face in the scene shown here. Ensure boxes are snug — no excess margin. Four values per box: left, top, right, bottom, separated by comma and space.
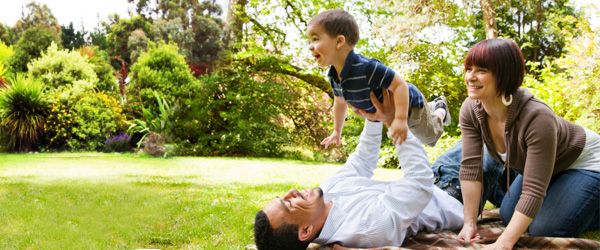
263, 187, 325, 231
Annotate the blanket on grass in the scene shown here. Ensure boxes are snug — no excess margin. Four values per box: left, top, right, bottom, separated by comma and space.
247, 209, 600, 250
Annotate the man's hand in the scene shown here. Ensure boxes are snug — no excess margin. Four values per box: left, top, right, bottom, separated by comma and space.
390, 118, 408, 145
351, 89, 395, 127
321, 131, 341, 149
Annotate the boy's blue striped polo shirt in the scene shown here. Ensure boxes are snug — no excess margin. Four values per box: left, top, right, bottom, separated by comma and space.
328, 50, 424, 113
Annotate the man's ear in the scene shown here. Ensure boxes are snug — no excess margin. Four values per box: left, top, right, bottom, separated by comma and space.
298, 224, 313, 242
336, 35, 346, 49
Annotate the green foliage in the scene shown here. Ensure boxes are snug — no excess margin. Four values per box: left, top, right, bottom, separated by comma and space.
8, 27, 61, 72
525, 24, 600, 133
28, 42, 98, 95
173, 71, 294, 157
79, 47, 118, 94
61, 22, 87, 50
11, 1, 62, 43
0, 40, 14, 65
127, 91, 178, 151
127, 41, 194, 116
402, 42, 468, 137
0, 23, 13, 45
468, 0, 583, 63
44, 91, 127, 151
105, 14, 152, 65
0, 73, 48, 152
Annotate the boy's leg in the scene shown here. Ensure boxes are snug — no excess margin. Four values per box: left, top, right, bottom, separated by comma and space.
407, 95, 444, 147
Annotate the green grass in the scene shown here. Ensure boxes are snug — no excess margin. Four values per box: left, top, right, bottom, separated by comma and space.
0, 152, 404, 249
1, 151, 597, 250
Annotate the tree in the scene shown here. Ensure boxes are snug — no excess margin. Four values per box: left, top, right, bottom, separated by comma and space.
11, 1, 61, 42
468, 0, 583, 63
105, 14, 152, 65
8, 27, 61, 72
61, 22, 87, 50
0, 23, 14, 45
127, 0, 226, 65
481, 0, 498, 39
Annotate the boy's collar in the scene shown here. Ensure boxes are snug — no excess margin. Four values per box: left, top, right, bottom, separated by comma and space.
327, 50, 357, 82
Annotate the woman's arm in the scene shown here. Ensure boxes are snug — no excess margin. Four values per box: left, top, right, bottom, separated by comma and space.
457, 180, 483, 242
457, 99, 486, 241
484, 212, 533, 250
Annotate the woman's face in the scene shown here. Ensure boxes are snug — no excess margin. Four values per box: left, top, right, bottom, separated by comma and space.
465, 65, 498, 101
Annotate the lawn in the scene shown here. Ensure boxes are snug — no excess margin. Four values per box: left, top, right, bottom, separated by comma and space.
0, 152, 404, 250
1, 151, 597, 250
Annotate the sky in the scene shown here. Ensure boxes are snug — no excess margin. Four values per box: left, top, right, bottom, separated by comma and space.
0, 0, 228, 31
0, 0, 598, 32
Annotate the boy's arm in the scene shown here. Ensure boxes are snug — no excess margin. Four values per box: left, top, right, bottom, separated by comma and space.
332, 96, 349, 135
321, 96, 349, 148
388, 74, 409, 123
387, 75, 409, 144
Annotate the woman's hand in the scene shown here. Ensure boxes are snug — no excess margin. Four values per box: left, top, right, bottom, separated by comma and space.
481, 241, 513, 250
352, 89, 395, 127
457, 223, 480, 243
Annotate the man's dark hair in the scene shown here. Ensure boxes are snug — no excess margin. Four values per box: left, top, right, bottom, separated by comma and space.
254, 210, 311, 250
308, 9, 359, 46
464, 38, 525, 97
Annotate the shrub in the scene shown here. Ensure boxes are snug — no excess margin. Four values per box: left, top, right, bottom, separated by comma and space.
525, 24, 600, 133
0, 40, 14, 65
78, 46, 118, 94
45, 91, 127, 151
0, 73, 48, 152
104, 132, 131, 153
173, 71, 293, 157
8, 27, 61, 72
126, 41, 194, 117
28, 42, 97, 96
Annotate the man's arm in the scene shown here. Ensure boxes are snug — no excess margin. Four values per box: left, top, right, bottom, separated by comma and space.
320, 120, 383, 191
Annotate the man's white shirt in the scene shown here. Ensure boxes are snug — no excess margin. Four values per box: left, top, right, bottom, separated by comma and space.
313, 120, 464, 248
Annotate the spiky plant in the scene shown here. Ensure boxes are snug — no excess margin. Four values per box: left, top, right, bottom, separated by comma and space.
0, 73, 48, 152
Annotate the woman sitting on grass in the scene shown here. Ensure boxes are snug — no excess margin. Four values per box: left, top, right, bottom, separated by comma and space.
457, 38, 600, 250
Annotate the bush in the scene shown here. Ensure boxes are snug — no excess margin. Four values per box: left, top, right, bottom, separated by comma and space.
8, 27, 61, 72
127, 41, 194, 117
44, 91, 127, 151
525, 24, 600, 134
173, 71, 294, 157
78, 46, 118, 94
0, 73, 48, 152
0, 40, 14, 65
28, 42, 97, 95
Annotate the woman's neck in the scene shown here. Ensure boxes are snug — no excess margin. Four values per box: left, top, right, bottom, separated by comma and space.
481, 96, 509, 121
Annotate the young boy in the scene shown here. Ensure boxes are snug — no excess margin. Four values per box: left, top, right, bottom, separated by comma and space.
307, 9, 451, 148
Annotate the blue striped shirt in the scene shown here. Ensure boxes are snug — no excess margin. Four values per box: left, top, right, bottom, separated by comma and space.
328, 50, 424, 113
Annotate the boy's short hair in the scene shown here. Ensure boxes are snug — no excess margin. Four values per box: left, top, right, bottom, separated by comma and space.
464, 38, 525, 97
308, 9, 359, 46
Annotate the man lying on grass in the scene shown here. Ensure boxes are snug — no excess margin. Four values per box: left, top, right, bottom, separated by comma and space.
253, 90, 464, 250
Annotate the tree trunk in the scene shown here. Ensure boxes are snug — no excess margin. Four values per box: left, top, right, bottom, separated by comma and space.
480, 0, 498, 39
533, 0, 543, 62
225, 0, 247, 51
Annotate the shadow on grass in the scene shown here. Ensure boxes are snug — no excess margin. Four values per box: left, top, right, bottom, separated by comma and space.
0, 179, 301, 250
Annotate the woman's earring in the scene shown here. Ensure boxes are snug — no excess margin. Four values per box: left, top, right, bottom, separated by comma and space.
502, 94, 513, 106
